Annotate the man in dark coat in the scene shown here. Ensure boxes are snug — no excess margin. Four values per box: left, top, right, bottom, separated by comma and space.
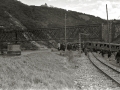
84, 48, 88, 56
60, 43, 65, 51
100, 50, 105, 57
108, 50, 112, 60
0, 43, 4, 55
115, 50, 120, 64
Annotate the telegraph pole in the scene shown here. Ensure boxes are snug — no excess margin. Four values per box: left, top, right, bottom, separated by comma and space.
15, 31, 18, 44
65, 13, 67, 51
79, 33, 81, 56
106, 4, 111, 51
106, 4, 109, 42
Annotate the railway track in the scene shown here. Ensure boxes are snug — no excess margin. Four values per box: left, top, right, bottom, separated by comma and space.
88, 52, 120, 87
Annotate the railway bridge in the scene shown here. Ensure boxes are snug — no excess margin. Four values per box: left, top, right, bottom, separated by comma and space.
0, 22, 120, 46
0, 24, 102, 42
0, 21, 120, 55
0, 22, 103, 54
102, 21, 120, 43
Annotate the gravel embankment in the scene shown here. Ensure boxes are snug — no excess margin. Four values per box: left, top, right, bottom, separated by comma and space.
72, 52, 120, 90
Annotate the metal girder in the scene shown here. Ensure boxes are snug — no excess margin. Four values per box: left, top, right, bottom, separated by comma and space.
0, 24, 102, 42
112, 23, 120, 40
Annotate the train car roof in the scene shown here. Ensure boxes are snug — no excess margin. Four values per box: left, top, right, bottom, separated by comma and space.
85, 41, 120, 45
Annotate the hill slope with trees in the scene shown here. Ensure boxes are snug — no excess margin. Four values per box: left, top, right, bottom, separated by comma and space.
0, 0, 108, 49
0, 0, 106, 30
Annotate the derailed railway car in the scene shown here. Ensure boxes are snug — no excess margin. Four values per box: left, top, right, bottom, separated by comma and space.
58, 41, 120, 52
85, 41, 120, 52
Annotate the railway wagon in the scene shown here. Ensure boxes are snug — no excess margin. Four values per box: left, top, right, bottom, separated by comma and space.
85, 41, 120, 52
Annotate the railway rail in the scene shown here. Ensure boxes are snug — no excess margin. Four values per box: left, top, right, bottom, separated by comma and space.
88, 52, 120, 87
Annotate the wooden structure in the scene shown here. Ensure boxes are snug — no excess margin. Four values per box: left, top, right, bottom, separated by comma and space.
7, 44, 21, 55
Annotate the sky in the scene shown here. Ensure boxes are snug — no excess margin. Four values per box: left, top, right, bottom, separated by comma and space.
18, 0, 120, 20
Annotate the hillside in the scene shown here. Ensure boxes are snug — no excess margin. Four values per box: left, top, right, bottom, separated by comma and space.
0, 0, 108, 50
0, 0, 106, 30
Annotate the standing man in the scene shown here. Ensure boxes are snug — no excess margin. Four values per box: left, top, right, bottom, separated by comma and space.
84, 48, 88, 56
57, 42, 61, 51
115, 50, 120, 65
0, 43, 4, 55
108, 50, 111, 60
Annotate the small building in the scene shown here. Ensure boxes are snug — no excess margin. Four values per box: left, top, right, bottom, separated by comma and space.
7, 44, 21, 55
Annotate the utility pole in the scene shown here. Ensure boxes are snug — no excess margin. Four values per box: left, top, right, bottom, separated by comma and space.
106, 4, 111, 51
79, 33, 81, 56
65, 13, 67, 52
15, 31, 18, 44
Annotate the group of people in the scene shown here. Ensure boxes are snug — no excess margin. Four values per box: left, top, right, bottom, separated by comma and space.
57, 42, 88, 55
57, 43, 78, 51
99, 50, 111, 58
57, 42, 120, 65
98, 49, 120, 65
57, 43, 65, 51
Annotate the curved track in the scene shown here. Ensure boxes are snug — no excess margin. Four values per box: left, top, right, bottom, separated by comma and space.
88, 52, 120, 87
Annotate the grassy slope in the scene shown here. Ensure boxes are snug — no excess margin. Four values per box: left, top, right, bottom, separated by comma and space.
0, 50, 82, 90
